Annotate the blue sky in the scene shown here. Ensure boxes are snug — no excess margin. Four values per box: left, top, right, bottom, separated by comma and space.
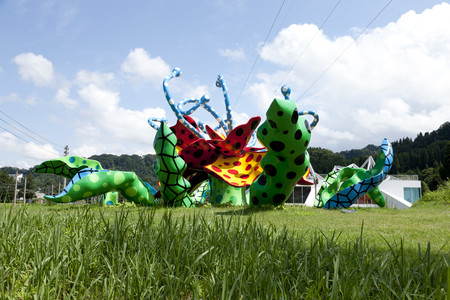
1, 0, 449, 168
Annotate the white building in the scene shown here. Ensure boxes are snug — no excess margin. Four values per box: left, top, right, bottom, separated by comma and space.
286, 157, 421, 209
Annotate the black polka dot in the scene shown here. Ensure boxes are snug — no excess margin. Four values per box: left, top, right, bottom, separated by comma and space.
193, 149, 204, 158
265, 164, 277, 176
295, 129, 302, 140
172, 128, 177, 134
252, 196, 259, 205
262, 192, 267, 198
276, 183, 283, 188
257, 174, 267, 186
188, 134, 195, 140
268, 119, 277, 129
210, 154, 216, 160
232, 142, 241, 151
305, 119, 311, 133
277, 111, 283, 116
236, 128, 244, 136
290, 150, 295, 154
294, 153, 305, 165
273, 194, 286, 204
185, 150, 190, 154
286, 171, 297, 179
283, 130, 289, 135
200, 160, 207, 166
270, 141, 285, 152
291, 109, 299, 124
181, 130, 185, 134
251, 120, 259, 130
177, 138, 183, 146
187, 162, 194, 168
225, 140, 231, 145
304, 140, 309, 147
262, 128, 268, 135
277, 156, 285, 162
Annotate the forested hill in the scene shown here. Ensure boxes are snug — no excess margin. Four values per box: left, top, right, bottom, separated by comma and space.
308, 122, 450, 190
89, 154, 159, 187
1, 123, 449, 193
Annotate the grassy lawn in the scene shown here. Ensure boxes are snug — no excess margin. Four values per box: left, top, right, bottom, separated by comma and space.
0, 203, 448, 298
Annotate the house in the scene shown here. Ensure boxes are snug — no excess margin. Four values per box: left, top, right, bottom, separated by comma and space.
285, 157, 420, 209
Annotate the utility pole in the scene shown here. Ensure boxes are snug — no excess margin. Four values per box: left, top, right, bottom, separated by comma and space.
64, 145, 69, 188
23, 177, 27, 205
13, 170, 18, 206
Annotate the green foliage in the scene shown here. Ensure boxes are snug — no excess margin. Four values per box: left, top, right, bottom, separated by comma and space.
89, 154, 158, 187
308, 147, 349, 174
0, 169, 14, 202
414, 180, 450, 207
0, 205, 447, 299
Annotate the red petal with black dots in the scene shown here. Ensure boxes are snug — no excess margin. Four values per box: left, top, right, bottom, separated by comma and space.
169, 116, 201, 149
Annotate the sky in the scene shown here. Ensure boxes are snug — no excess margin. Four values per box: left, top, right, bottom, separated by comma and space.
1, 0, 449, 168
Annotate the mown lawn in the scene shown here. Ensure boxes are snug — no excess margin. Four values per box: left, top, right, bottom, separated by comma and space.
0, 203, 448, 299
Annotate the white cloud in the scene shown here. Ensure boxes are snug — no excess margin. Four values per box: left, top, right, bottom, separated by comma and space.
0, 93, 19, 104
13, 52, 54, 86
247, 3, 450, 151
75, 83, 166, 155
54, 87, 77, 109
0, 131, 60, 168
75, 70, 115, 88
121, 48, 171, 85
218, 47, 246, 61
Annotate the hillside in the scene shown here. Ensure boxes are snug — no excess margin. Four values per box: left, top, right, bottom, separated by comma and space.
1, 122, 449, 199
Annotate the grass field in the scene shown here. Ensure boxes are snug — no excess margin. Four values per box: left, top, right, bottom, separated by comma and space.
0, 203, 448, 299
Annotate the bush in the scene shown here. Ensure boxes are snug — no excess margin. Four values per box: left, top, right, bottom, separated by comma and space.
414, 180, 450, 207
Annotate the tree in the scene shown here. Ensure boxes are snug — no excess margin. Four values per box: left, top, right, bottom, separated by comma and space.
0, 169, 15, 202
440, 142, 450, 181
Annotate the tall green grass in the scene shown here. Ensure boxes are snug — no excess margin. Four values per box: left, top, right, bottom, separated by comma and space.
0, 205, 448, 299
414, 180, 450, 207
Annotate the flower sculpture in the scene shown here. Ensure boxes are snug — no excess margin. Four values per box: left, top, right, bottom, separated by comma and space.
148, 68, 320, 206
34, 68, 321, 208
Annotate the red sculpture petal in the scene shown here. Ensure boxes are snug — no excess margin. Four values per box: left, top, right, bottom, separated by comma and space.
205, 125, 225, 141
169, 116, 201, 149
208, 116, 261, 157
297, 167, 314, 185
179, 139, 220, 170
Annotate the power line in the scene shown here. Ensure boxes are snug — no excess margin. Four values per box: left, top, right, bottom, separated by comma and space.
271, 0, 343, 99
0, 125, 60, 156
232, 0, 287, 109
295, 0, 394, 103
0, 117, 62, 150
0, 110, 64, 149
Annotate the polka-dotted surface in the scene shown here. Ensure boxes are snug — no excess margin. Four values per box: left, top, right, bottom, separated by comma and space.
207, 116, 261, 157
44, 169, 155, 205
249, 98, 311, 206
179, 139, 220, 170
170, 115, 201, 149
205, 150, 266, 187
209, 175, 248, 205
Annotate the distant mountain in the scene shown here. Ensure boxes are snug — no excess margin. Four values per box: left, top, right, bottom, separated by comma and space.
309, 122, 450, 175
2, 122, 449, 194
